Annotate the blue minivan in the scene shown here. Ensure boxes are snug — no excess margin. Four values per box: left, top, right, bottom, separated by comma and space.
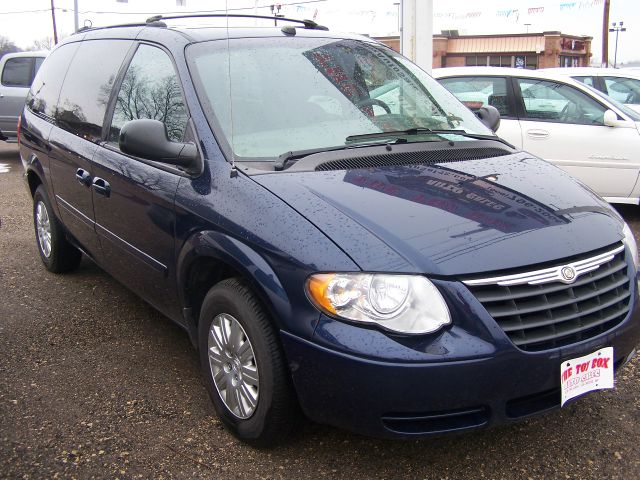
19, 15, 640, 445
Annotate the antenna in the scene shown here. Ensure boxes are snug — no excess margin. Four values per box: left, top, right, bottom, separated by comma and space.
225, 1, 238, 178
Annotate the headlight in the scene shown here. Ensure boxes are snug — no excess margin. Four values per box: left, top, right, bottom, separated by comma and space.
306, 273, 451, 334
622, 222, 638, 269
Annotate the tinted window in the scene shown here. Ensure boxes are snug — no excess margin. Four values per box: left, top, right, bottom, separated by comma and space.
109, 44, 187, 143
516, 78, 606, 125
27, 43, 80, 120
2, 57, 32, 87
438, 76, 512, 117
56, 40, 132, 143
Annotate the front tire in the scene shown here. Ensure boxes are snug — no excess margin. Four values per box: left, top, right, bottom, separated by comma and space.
33, 185, 82, 273
198, 278, 298, 446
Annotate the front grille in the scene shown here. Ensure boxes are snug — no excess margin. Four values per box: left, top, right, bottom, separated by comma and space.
314, 147, 509, 171
464, 244, 632, 352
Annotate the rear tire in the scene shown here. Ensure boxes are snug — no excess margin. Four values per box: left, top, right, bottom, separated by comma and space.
198, 278, 299, 446
33, 185, 82, 273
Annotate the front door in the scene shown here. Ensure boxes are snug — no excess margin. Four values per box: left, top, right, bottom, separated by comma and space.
92, 43, 189, 319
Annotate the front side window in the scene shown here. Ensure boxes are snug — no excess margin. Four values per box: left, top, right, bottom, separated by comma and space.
516, 78, 606, 125
1, 57, 33, 87
109, 44, 188, 144
438, 76, 511, 117
603, 76, 640, 105
187, 37, 491, 162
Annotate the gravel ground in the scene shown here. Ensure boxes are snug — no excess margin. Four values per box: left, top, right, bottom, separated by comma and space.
1, 141, 639, 479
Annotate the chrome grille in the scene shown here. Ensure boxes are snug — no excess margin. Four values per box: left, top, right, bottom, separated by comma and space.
464, 244, 632, 351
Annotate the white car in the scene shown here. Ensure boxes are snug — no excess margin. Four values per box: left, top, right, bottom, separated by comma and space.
540, 67, 640, 113
433, 66, 640, 205
0, 51, 48, 141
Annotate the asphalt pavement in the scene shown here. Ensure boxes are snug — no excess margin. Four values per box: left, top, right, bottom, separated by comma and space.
1, 141, 639, 479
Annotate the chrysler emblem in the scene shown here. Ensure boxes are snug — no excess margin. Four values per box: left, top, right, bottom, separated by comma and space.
560, 266, 577, 283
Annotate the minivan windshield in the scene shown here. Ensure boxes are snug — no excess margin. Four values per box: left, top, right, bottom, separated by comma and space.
187, 37, 493, 164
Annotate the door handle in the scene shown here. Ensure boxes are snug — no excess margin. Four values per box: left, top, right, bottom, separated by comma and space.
92, 177, 111, 197
75, 168, 91, 186
526, 129, 550, 139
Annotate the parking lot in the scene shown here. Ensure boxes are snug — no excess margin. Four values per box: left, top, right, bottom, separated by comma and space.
1, 140, 639, 479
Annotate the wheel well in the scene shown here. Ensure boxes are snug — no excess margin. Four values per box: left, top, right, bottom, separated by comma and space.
185, 257, 241, 325
26, 170, 42, 198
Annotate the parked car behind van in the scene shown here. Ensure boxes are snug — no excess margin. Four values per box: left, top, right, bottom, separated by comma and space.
20, 16, 640, 445
540, 67, 640, 113
0, 51, 47, 141
434, 67, 640, 205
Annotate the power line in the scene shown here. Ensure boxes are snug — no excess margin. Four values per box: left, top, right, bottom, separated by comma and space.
0, 1, 325, 16
0, 9, 53, 15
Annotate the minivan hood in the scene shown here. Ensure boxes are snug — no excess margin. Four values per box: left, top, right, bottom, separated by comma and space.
255, 152, 624, 276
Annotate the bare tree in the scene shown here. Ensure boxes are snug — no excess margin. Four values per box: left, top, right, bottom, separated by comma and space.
107, 65, 187, 142
0, 36, 20, 60
28, 37, 55, 51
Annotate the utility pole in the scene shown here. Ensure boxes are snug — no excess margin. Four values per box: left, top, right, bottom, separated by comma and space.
602, 0, 610, 66
609, 21, 627, 68
50, 0, 58, 44
74, 0, 79, 32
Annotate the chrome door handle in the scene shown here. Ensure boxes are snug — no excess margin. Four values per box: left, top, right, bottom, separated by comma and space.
91, 177, 111, 197
526, 129, 550, 139
75, 168, 91, 186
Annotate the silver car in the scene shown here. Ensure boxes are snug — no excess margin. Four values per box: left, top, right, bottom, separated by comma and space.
0, 51, 47, 141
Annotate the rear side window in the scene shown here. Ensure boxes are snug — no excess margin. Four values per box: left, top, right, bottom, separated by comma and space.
1, 57, 33, 87
603, 76, 640, 105
572, 76, 595, 88
108, 44, 188, 144
56, 39, 132, 143
27, 44, 80, 120
438, 76, 512, 117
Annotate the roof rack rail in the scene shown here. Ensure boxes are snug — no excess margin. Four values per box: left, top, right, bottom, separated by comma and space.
73, 20, 166, 35
145, 14, 328, 31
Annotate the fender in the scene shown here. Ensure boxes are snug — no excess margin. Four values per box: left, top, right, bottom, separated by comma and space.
176, 230, 321, 345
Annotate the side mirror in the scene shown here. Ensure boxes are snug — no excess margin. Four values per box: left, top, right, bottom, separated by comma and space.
119, 119, 198, 166
603, 109, 634, 128
475, 105, 501, 132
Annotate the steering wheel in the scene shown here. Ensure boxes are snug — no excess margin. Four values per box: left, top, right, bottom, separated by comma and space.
356, 98, 392, 114
559, 102, 577, 122
625, 91, 639, 104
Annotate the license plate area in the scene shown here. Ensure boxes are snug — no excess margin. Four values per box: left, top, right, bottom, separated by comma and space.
560, 347, 614, 407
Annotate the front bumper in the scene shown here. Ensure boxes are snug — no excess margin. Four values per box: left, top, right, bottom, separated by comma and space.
281, 279, 640, 438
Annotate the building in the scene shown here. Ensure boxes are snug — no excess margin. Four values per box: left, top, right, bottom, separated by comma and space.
375, 31, 592, 69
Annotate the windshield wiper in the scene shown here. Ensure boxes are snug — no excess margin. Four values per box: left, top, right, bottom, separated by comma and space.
345, 128, 514, 148
274, 139, 407, 171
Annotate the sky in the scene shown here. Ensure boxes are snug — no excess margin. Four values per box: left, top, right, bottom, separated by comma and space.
0, 0, 638, 65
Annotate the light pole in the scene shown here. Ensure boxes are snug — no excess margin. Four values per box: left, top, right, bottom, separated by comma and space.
608, 21, 626, 68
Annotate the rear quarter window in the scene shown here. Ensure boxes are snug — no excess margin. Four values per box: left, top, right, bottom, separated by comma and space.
27, 44, 80, 120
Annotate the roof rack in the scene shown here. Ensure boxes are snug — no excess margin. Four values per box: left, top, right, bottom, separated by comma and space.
145, 14, 328, 31
74, 20, 166, 34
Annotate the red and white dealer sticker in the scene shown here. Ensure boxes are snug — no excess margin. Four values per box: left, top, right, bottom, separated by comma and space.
561, 347, 614, 407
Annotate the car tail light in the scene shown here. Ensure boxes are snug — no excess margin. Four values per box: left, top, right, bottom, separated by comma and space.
17, 114, 22, 144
